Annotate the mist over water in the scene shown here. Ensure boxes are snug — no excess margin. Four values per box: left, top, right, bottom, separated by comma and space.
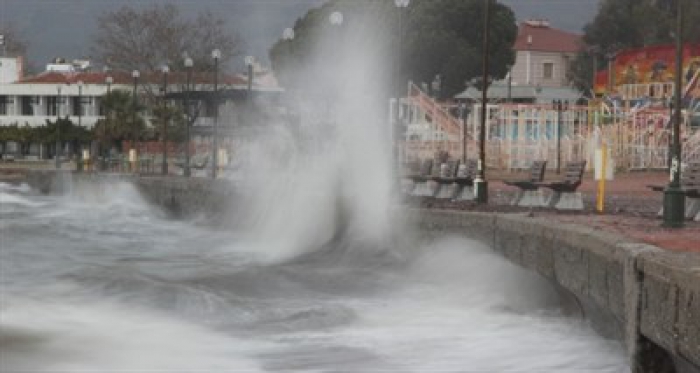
1, 183, 627, 371
2, 5, 626, 372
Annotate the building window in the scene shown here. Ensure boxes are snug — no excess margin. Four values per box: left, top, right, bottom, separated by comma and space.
72, 97, 83, 116
0, 96, 7, 115
21, 96, 33, 116
543, 62, 554, 79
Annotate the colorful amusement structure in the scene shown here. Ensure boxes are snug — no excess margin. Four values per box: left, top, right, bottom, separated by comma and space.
398, 43, 700, 172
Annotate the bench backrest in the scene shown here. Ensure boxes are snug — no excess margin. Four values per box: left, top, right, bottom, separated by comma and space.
440, 159, 461, 178
528, 160, 547, 182
457, 159, 478, 178
682, 162, 700, 189
563, 161, 587, 184
418, 159, 433, 176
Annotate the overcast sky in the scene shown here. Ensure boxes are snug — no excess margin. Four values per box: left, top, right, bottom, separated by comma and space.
1, 0, 600, 73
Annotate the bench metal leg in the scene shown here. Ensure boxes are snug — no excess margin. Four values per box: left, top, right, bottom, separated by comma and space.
686, 198, 700, 220
411, 181, 439, 197
410, 182, 431, 197
658, 198, 700, 220
553, 192, 584, 210
435, 183, 458, 199
453, 185, 475, 201
401, 180, 416, 195
546, 191, 562, 207
517, 190, 547, 207
510, 190, 524, 206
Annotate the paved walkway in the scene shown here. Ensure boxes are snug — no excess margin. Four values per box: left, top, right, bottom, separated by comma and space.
425, 171, 700, 253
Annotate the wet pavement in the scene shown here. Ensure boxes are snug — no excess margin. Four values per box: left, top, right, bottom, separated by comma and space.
420, 171, 700, 253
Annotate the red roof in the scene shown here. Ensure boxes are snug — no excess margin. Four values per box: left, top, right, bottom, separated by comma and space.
16, 71, 249, 86
513, 21, 583, 53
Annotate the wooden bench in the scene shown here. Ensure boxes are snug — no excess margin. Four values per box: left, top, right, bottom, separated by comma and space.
503, 160, 547, 207
402, 159, 433, 195
432, 159, 479, 201
648, 162, 700, 220
409, 159, 440, 197
431, 159, 461, 199
535, 160, 587, 210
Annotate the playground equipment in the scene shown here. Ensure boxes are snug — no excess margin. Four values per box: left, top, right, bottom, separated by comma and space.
398, 76, 699, 172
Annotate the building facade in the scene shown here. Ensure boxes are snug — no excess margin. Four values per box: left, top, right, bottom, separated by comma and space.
510, 20, 582, 88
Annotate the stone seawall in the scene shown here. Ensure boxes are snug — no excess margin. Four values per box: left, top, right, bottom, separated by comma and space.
25, 171, 699, 372
403, 208, 699, 373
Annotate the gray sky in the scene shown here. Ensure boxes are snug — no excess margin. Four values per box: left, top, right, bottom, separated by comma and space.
1, 0, 600, 73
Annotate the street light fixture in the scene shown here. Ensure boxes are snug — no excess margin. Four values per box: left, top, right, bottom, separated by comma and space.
131, 69, 140, 172
161, 64, 170, 175
663, 0, 685, 227
431, 74, 441, 99
184, 56, 194, 177
283, 28, 295, 41
211, 48, 221, 179
329, 11, 343, 26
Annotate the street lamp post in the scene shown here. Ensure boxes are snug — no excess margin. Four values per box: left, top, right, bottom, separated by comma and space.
553, 100, 568, 174
131, 69, 140, 172
0, 34, 5, 56
460, 103, 470, 163
105, 75, 113, 94
161, 64, 170, 175
184, 56, 193, 177
245, 56, 254, 97
77, 80, 84, 172
77, 80, 83, 128
102, 76, 113, 171
211, 48, 221, 179
395, 0, 410, 176
475, 0, 491, 204
663, 0, 685, 228
55, 85, 62, 169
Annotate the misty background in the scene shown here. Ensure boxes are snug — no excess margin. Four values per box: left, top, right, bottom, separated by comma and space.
1, 0, 600, 73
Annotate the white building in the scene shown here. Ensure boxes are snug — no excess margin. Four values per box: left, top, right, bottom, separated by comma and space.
0, 56, 23, 84
510, 20, 582, 88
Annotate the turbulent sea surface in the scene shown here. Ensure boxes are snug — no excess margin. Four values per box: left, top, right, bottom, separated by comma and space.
0, 181, 628, 372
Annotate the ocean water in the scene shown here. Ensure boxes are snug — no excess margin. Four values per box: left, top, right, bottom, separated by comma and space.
0, 181, 628, 372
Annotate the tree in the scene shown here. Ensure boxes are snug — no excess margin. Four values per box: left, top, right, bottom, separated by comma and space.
570, 0, 700, 94
269, 0, 517, 100
405, 0, 516, 99
94, 90, 146, 151
91, 4, 242, 73
0, 24, 29, 57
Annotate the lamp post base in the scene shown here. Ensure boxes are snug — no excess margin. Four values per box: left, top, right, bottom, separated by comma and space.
474, 178, 488, 204
662, 186, 685, 228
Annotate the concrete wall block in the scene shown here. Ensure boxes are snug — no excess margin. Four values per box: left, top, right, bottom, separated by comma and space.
639, 274, 677, 354
553, 242, 589, 297
678, 287, 700, 367
588, 252, 611, 311
606, 261, 626, 320
496, 230, 522, 263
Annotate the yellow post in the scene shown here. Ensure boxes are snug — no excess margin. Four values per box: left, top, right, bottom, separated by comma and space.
129, 148, 137, 174
597, 142, 608, 213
